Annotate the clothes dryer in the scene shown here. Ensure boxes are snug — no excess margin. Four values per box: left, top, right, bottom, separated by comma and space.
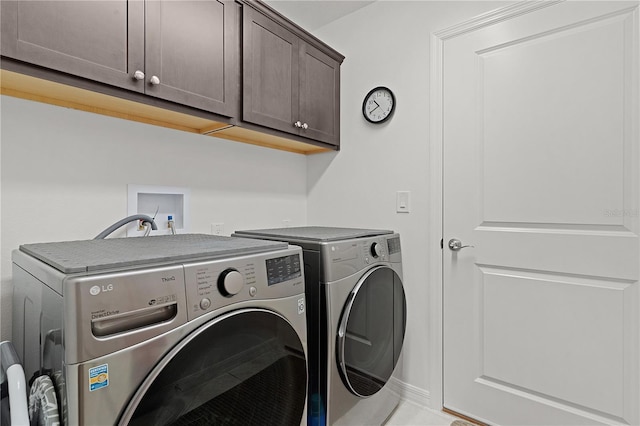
233, 227, 407, 426
12, 234, 308, 425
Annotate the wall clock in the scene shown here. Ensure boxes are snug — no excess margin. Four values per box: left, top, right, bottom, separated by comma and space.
362, 86, 395, 124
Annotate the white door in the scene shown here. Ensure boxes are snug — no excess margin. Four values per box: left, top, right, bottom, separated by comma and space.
443, 1, 640, 425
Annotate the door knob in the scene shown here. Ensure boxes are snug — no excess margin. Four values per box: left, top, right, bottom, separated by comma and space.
448, 239, 474, 251
301, 122, 309, 130
293, 121, 302, 128
133, 70, 145, 80
149, 75, 160, 85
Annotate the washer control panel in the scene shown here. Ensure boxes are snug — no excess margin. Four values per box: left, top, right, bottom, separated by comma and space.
183, 246, 304, 321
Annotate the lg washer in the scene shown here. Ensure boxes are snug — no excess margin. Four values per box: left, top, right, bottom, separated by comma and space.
233, 227, 407, 426
12, 234, 308, 425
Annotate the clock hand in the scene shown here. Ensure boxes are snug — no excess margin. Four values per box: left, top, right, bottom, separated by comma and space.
369, 105, 380, 113
373, 100, 380, 107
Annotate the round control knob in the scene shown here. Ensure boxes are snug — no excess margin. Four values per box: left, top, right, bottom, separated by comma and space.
370, 242, 382, 258
218, 269, 244, 297
199, 298, 211, 310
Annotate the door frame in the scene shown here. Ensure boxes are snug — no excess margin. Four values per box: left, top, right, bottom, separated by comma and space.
427, 0, 565, 412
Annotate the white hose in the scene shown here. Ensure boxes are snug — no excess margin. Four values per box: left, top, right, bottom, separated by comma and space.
6, 363, 29, 426
1, 340, 30, 425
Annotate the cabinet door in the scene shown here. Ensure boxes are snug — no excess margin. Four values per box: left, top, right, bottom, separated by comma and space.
145, 0, 238, 116
0, 1, 144, 92
299, 43, 340, 146
242, 6, 299, 134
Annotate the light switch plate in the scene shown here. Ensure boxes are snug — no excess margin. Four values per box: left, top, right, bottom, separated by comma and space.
396, 191, 410, 213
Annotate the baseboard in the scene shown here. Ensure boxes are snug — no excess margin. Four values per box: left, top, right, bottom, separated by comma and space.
387, 377, 431, 408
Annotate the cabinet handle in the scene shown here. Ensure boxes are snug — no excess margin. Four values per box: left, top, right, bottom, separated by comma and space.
301, 123, 309, 130
150, 75, 160, 85
133, 70, 145, 81
293, 121, 302, 128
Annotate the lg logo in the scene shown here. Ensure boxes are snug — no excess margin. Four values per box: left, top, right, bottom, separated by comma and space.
89, 284, 114, 296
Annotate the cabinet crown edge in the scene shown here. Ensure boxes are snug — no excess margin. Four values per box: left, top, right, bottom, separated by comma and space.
238, 0, 345, 64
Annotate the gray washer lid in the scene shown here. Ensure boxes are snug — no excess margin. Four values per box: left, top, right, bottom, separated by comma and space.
233, 226, 393, 243
19, 234, 288, 274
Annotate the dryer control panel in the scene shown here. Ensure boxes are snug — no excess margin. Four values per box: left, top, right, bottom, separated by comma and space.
183, 246, 304, 321
319, 234, 402, 282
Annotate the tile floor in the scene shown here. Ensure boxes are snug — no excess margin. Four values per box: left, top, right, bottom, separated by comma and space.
384, 401, 460, 425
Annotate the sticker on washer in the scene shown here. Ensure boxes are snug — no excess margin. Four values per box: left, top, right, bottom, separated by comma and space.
298, 297, 305, 315
89, 364, 109, 392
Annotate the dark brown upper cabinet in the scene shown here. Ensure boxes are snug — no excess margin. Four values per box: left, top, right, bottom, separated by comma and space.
242, 3, 343, 147
145, 1, 237, 116
1, 0, 343, 153
0, 0, 237, 117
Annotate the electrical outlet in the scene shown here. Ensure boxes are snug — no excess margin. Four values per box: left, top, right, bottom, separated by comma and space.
211, 223, 224, 236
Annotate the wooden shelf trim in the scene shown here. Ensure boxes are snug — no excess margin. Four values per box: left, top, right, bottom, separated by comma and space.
0, 69, 331, 155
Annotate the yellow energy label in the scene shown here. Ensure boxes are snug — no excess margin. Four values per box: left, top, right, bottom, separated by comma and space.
89, 364, 109, 392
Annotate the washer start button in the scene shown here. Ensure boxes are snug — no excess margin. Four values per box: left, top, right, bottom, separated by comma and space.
199, 298, 211, 310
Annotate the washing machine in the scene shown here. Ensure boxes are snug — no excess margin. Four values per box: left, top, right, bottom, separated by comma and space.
12, 234, 308, 425
233, 227, 407, 426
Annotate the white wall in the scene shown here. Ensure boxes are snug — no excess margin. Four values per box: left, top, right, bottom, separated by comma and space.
307, 0, 510, 404
0, 95, 308, 339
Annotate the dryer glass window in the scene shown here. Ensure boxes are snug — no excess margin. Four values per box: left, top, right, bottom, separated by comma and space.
337, 266, 406, 397
123, 309, 307, 425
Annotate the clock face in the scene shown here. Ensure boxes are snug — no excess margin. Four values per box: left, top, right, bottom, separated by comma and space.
363, 87, 395, 124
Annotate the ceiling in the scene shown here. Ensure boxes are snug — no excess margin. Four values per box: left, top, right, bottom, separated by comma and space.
264, 1, 376, 31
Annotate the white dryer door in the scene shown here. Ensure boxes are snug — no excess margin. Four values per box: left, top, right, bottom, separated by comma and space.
119, 308, 307, 425
337, 266, 406, 397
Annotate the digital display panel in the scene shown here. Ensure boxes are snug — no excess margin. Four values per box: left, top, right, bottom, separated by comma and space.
266, 254, 302, 286
387, 237, 401, 254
